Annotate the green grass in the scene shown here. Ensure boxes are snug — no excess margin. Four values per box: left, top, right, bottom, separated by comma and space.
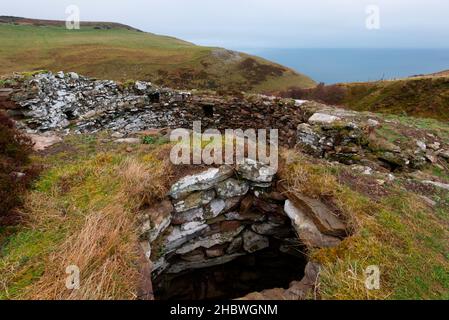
1, 132, 448, 300
281, 150, 449, 300
341, 77, 449, 121
0, 22, 315, 92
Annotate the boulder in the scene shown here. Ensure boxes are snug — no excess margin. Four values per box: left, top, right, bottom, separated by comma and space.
140, 200, 173, 242
173, 189, 215, 213
236, 159, 277, 183
175, 225, 245, 255
422, 180, 449, 191
308, 113, 341, 125
239, 262, 321, 300
242, 230, 269, 253
279, 183, 346, 237
163, 222, 209, 253
151, 257, 169, 276
284, 200, 341, 248
171, 207, 204, 225
28, 133, 62, 151
203, 199, 227, 219
135, 81, 149, 92
169, 166, 234, 200
114, 138, 141, 144
215, 178, 249, 198
296, 124, 323, 156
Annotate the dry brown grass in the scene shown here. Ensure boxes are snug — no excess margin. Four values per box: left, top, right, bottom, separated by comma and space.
4, 144, 179, 300
27, 197, 139, 300
121, 154, 173, 206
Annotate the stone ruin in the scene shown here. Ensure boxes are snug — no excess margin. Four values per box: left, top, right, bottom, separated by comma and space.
139, 159, 349, 300
3, 71, 448, 172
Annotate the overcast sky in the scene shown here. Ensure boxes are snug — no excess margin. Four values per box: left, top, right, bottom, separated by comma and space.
2, 0, 449, 48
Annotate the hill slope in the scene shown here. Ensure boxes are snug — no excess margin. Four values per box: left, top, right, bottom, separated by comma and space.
0, 16, 315, 92
340, 76, 449, 121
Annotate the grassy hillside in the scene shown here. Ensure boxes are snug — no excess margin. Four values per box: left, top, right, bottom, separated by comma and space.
0, 17, 315, 92
280, 76, 449, 121
0, 130, 447, 299
340, 77, 449, 121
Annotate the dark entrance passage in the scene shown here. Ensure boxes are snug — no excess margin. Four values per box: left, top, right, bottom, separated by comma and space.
153, 244, 307, 300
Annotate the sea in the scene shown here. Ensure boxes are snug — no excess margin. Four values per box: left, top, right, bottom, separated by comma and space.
240, 48, 449, 84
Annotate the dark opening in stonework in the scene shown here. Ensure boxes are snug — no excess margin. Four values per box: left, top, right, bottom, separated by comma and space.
149, 92, 160, 103
153, 240, 307, 300
202, 104, 214, 118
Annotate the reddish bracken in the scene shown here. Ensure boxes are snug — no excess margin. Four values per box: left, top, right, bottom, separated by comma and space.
0, 111, 39, 225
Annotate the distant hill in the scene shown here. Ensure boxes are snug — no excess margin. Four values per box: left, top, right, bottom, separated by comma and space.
279, 71, 449, 121
0, 16, 315, 92
339, 76, 449, 121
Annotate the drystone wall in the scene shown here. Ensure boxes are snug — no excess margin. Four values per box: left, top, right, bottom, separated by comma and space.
2, 71, 449, 171
139, 159, 349, 300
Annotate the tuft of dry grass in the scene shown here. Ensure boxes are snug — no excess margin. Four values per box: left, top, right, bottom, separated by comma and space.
0, 141, 182, 300
279, 149, 449, 300
121, 154, 173, 206
27, 197, 139, 300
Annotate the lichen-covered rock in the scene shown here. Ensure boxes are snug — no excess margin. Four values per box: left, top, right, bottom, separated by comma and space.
242, 230, 269, 253
226, 236, 243, 254
140, 200, 173, 242
169, 166, 234, 200
281, 191, 346, 237
308, 113, 341, 125
215, 178, 249, 198
296, 123, 323, 156
173, 189, 216, 213
204, 199, 227, 219
224, 211, 266, 222
171, 207, 204, 225
236, 159, 277, 183
163, 222, 209, 253
284, 200, 341, 248
175, 225, 245, 255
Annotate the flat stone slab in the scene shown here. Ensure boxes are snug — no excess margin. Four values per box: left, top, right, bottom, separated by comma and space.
169, 166, 234, 200
167, 253, 245, 274
163, 222, 209, 253
236, 158, 277, 183
173, 189, 216, 213
141, 200, 173, 242
238, 262, 321, 300
215, 178, 250, 198
175, 226, 245, 255
284, 200, 341, 248
29, 134, 62, 151
171, 207, 204, 225
308, 113, 341, 125
422, 180, 449, 191
279, 183, 346, 237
